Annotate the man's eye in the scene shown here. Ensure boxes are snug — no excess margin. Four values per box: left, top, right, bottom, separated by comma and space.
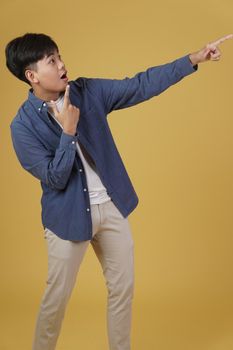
50, 58, 55, 64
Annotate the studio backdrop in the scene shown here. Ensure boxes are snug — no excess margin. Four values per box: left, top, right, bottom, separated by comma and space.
1, 0, 233, 349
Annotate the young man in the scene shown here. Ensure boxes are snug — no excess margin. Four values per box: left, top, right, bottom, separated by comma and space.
5, 32, 232, 350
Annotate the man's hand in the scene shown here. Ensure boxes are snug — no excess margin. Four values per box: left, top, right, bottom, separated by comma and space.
50, 85, 80, 136
189, 33, 233, 66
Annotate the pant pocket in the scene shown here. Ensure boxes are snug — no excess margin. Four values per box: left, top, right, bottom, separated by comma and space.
109, 200, 125, 219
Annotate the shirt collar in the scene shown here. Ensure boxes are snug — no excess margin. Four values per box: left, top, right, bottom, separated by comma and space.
28, 88, 49, 113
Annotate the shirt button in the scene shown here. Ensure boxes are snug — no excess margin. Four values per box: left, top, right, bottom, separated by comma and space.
43, 103, 46, 107
86, 208, 90, 212
71, 141, 75, 144
83, 188, 87, 192
79, 169, 83, 172
38, 107, 41, 111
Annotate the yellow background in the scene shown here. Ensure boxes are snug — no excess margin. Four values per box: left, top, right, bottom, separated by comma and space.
1, 0, 233, 349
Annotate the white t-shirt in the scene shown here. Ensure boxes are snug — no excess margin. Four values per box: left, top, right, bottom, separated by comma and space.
46, 93, 111, 205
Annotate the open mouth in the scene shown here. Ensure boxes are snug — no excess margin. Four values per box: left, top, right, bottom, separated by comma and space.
60, 72, 68, 80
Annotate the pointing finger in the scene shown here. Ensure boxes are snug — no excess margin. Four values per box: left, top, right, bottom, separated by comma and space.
210, 33, 233, 47
63, 84, 70, 109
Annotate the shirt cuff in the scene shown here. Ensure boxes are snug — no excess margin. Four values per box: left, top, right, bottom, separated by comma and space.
176, 54, 199, 77
59, 131, 78, 149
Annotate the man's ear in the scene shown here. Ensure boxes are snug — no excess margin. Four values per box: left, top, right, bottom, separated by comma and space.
25, 68, 39, 84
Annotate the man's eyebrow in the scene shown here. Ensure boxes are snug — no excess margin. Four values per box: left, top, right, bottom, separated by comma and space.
45, 51, 59, 59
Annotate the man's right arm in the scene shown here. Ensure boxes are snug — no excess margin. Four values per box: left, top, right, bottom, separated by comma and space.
10, 121, 78, 190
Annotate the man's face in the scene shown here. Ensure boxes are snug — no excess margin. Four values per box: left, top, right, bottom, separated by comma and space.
30, 49, 69, 94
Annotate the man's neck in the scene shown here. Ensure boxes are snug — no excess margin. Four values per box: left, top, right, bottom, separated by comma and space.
32, 88, 63, 102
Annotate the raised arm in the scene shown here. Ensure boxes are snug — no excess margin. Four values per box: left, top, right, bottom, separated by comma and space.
10, 85, 81, 191
85, 34, 232, 115
85, 54, 198, 115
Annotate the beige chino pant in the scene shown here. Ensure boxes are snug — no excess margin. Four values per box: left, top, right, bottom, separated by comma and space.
32, 199, 134, 350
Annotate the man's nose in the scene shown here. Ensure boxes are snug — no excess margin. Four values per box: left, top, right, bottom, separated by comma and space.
58, 59, 65, 70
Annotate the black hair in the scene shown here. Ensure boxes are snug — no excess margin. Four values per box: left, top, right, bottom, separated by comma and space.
5, 33, 59, 86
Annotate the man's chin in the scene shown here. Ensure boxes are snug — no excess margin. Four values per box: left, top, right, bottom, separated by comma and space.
61, 80, 69, 91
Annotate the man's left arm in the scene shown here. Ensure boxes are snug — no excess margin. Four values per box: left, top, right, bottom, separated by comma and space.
86, 33, 232, 115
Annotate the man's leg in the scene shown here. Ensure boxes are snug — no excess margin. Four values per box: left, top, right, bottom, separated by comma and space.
91, 200, 134, 350
32, 229, 90, 350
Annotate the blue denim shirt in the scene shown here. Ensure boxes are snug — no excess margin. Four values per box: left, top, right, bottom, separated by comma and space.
10, 54, 198, 241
